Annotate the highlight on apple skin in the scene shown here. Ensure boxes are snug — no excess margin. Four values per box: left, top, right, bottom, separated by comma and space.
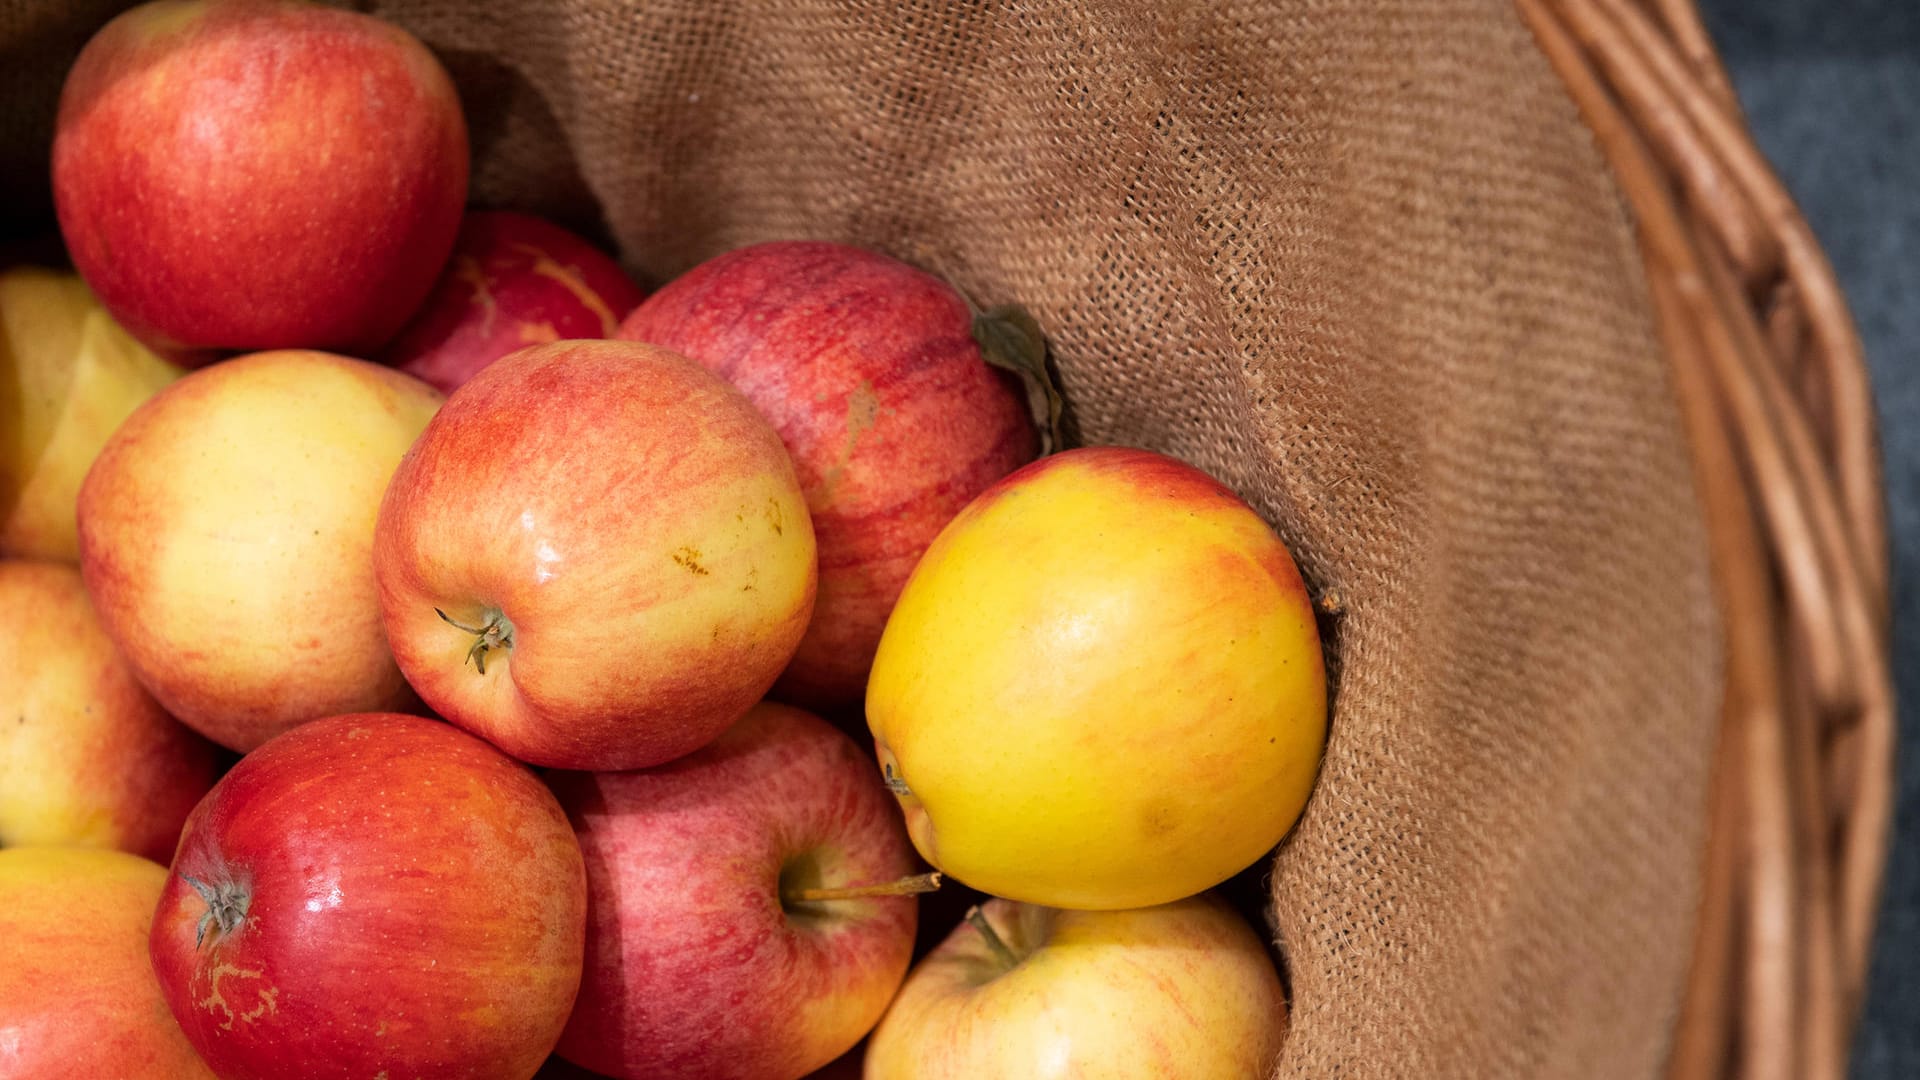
373, 338, 817, 772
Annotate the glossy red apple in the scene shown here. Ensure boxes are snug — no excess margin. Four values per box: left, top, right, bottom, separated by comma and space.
386, 211, 648, 393
149, 712, 586, 1080
52, 0, 468, 360
374, 339, 817, 771
549, 702, 922, 1080
0, 559, 219, 863
617, 241, 1035, 711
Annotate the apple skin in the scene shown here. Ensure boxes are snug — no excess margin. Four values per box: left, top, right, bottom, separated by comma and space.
373, 339, 816, 771
618, 241, 1034, 710
149, 712, 587, 1080
387, 211, 648, 393
0, 560, 219, 863
865, 894, 1289, 1079
0, 847, 218, 1079
77, 349, 442, 751
867, 446, 1327, 910
548, 702, 918, 1080
51, 0, 468, 360
0, 266, 183, 562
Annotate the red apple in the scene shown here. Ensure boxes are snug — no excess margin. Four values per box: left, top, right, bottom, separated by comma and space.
373, 339, 817, 771
77, 350, 442, 751
0, 559, 219, 863
386, 211, 648, 393
618, 241, 1034, 710
548, 702, 921, 1080
149, 712, 587, 1080
52, 0, 468, 360
0, 847, 216, 1079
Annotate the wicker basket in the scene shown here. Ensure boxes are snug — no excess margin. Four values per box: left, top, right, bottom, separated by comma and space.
1519, 2, 1896, 1078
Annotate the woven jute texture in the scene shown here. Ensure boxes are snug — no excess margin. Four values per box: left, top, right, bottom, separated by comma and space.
2, 1, 1724, 1075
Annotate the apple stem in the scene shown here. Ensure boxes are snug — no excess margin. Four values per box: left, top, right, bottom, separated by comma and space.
882, 762, 911, 797
434, 607, 513, 675
182, 874, 250, 949
782, 871, 943, 904
966, 905, 1022, 972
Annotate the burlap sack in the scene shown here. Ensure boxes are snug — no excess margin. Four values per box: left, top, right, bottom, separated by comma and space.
2, 1, 1723, 1076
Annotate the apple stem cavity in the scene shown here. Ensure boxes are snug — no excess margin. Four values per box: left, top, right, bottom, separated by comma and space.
965, 904, 1023, 972
781, 871, 943, 905
434, 607, 514, 675
182, 873, 250, 949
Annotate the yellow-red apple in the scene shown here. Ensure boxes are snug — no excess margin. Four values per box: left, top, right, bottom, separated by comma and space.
149, 713, 586, 1080
373, 339, 816, 771
78, 350, 442, 751
0, 560, 219, 863
619, 241, 1034, 710
549, 702, 921, 1080
0, 265, 182, 562
865, 895, 1288, 1079
867, 446, 1327, 909
51, 0, 468, 360
387, 211, 648, 393
0, 846, 216, 1079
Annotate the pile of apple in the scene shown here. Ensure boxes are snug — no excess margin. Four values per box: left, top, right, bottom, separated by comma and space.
0, 2, 1331, 1078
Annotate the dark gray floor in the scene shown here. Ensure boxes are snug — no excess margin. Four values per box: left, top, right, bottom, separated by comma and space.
1694, 1, 1917, 1074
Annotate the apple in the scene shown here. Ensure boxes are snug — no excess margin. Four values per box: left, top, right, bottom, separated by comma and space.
78, 349, 442, 751
150, 712, 587, 1080
387, 211, 648, 393
0, 560, 219, 863
865, 894, 1289, 1078
1, 846, 218, 1078
548, 702, 923, 1080
618, 241, 1034, 710
52, 0, 468, 360
867, 446, 1327, 910
0, 265, 183, 562
374, 339, 816, 771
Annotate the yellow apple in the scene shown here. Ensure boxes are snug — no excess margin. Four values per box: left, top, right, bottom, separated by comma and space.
866, 446, 1326, 910
0, 846, 216, 1078
0, 265, 182, 562
78, 350, 442, 751
865, 894, 1288, 1078
0, 559, 219, 862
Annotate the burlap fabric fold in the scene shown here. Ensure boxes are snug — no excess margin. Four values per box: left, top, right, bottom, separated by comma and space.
1, 1, 1722, 1075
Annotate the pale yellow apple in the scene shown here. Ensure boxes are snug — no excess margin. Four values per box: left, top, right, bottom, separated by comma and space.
866, 446, 1327, 909
77, 350, 442, 750
0, 265, 182, 562
0, 559, 219, 862
0, 846, 216, 1078
865, 894, 1288, 1079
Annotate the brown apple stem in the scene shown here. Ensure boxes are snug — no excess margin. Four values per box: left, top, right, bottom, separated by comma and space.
966, 905, 1022, 972
783, 871, 943, 904
882, 762, 911, 797
434, 607, 513, 675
